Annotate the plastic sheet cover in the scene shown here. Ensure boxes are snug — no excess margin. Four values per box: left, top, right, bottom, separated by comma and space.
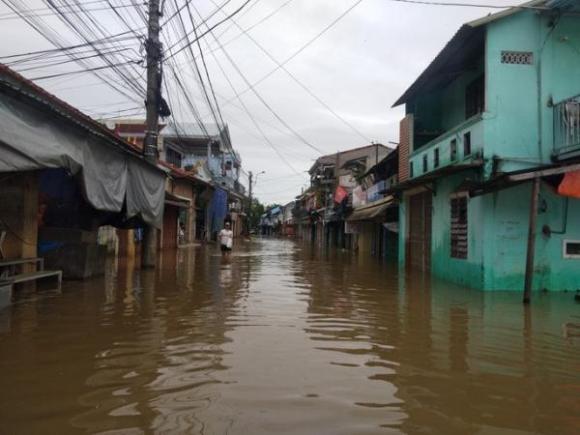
0, 94, 165, 228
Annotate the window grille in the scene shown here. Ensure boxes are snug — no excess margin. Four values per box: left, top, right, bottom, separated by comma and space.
423, 154, 428, 173
434, 148, 440, 168
451, 197, 468, 259
501, 51, 533, 65
563, 240, 580, 258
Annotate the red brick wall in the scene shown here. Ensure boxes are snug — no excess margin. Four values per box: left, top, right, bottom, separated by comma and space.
398, 115, 413, 182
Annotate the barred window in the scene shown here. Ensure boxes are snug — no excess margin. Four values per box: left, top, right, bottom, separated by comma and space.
501, 51, 533, 65
451, 196, 468, 259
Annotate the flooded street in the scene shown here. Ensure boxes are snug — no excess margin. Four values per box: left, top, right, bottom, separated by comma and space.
1, 239, 579, 434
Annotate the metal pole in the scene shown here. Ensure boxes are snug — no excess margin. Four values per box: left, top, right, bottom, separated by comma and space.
142, 0, 162, 268
523, 177, 540, 304
248, 171, 253, 234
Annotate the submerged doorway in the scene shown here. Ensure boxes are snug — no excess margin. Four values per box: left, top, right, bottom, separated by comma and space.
407, 191, 432, 272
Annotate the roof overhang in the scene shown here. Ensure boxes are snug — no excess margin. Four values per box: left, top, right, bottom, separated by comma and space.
393, 25, 485, 107
391, 160, 484, 193
165, 192, 191, 208
347, 195, 395, 222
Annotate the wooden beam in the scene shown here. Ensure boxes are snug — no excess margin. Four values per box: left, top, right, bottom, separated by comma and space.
508, 163, 580, 182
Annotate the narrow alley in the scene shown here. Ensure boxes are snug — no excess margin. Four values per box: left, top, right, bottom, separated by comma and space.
1, 239, 578, 435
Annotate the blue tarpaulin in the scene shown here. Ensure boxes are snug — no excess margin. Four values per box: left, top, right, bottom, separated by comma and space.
209, 188, 228, 234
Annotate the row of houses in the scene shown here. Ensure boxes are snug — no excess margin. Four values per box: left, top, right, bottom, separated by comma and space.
292, 0, 580, 292
0, 64, 246, 290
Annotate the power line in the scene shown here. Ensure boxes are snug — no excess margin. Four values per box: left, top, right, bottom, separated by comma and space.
205, 0, 294, 54
29, 61, 140, 80
208, 0, 370, 143
0, 31, 137, 60
164, 0, 253, 60
0, 2, 139, 21
1, 0, 145, 100
218, 0, 364, 112
189, 2, 305, 175
383, 0, 546, 9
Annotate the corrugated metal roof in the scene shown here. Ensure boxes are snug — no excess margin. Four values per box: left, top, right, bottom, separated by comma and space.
546, 0, 580, 11
393, 25, 485, 107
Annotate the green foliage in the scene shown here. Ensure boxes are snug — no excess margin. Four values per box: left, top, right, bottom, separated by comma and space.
249, 199, 265, 230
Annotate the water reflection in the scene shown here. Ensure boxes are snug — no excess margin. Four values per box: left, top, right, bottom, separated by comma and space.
0, 239, 578, 434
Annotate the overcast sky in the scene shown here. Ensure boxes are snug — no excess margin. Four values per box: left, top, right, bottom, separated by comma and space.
0, 0, 514, 205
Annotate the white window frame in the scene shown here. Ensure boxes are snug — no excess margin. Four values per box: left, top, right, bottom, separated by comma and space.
562, 240, 580, 259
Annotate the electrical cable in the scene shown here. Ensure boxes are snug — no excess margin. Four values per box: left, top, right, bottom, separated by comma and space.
208, 0, 371, 143
164, 0, 253, 60
188, 1, 307, 175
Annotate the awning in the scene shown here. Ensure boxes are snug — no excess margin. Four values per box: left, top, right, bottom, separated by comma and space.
165, 192, 191, 208
0, 78, 166, 228
347, 196, 395, 221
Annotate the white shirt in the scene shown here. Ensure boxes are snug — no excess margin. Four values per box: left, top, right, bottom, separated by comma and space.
219, 228, 233, 248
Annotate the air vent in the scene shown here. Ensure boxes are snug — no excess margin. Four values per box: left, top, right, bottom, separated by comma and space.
501, 51, 533, 65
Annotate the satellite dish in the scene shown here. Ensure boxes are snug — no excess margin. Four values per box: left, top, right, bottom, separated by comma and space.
105, 120, 115, 130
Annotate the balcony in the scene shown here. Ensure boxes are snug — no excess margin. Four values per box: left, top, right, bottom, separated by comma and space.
409, 115, 483, 179
554, 95, 580, 158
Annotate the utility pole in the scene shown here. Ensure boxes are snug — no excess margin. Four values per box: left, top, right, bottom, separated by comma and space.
523, 176, 540, 304
142, 0, 162, 268
247, 171, 253, 234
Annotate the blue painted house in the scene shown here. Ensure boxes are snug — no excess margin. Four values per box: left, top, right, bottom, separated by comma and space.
394, 0, 580, 291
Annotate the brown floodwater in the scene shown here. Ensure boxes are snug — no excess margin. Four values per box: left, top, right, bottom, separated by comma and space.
1, 238, 579, 434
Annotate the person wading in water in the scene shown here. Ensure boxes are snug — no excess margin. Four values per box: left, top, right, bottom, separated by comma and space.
219, 222, 233, 257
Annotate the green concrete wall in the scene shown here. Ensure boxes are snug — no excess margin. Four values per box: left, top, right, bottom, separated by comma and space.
400, 179, 580, 291
431, 173, 485, 289
485, 11, 580, 172
483, 182, 580, 291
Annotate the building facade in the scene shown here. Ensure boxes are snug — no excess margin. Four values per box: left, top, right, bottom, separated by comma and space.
395, 0, 580, 291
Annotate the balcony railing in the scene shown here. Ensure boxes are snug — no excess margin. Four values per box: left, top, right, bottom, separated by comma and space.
409, 114, 483, 179
554, 95, 580, 156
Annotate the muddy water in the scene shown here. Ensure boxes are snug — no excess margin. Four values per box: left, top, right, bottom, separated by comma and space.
1, 239, 579, 434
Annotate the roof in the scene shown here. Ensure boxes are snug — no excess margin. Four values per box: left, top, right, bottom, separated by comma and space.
0, 64, 157, 166
309, 144, 391, 173
391, 160, 484, 193
159, 160, 213, 187
393, 1, 555, 107
393, 25, 485, 107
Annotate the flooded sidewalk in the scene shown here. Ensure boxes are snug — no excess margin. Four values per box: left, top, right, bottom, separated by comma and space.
0, 239, 579, 434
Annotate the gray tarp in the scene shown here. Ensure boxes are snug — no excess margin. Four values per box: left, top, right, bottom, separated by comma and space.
0, 94, 165, 228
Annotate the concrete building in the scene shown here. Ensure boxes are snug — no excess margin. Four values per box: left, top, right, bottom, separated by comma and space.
347, 149, 399, 260
297, 144, 391, 248
394, 0, 580, 291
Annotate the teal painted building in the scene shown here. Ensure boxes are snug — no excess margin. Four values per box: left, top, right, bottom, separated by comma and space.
394, 0, 580, 291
